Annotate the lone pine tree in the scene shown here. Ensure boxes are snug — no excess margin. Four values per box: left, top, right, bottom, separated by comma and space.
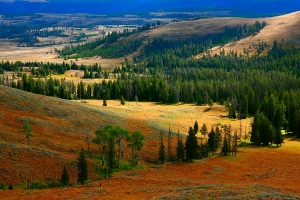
77, 149, 88, 184
159, 142, 166, 164
60, 165, 70, 186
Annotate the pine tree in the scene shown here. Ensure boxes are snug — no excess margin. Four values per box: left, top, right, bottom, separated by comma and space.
208, 127, 216, 155
176, 139, 185, 162
209, 99, 214, 109
77, 149, 88, 184
120, 95, 125, 105
159, 143, 166, 164
275, 128, 284, 147
103, 97, 107, 106
200, 124, 208, 140
194, 121, 199, 135
215, 126, 222, 150
241, 95, 248, 119
222, 134, 229, 156
185, 127, 198, 161
60, 165, 70, 186
199, 143, 209, 158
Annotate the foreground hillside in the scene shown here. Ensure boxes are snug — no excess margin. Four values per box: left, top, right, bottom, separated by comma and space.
0, 85, 151, 186
1, 140, 300, 199
1, 86, 300, 198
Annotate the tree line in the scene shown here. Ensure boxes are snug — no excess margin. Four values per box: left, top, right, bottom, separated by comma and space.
58, 21, 163, 59
159, 122, 240, 164
0, 25, 68, 46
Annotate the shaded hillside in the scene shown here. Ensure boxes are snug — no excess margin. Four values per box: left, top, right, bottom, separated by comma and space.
0, 85, 146, 185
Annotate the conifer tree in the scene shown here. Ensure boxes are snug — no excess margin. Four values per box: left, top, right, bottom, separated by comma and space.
275, 128, 284, 147
200, 124, 208, 140
159, 142, 166, 164
194, 121, 199, 135
208, 127, 216, 155
222, 133, 229, 156
120, 95, 125, 105
77, 149, 88, 184
185, 127, 198, 161
176, 139, 185, 162
60, 165, 70, 186
209, 99, 214, 109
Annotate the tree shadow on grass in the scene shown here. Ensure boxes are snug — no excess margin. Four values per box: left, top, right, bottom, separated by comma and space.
203, 107, 211, 112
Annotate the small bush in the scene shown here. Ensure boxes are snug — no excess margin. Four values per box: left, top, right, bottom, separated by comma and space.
0, 183, 6, 190
30, 181, 48, 189
239, 141, 249, 147
8, 183, 13, 190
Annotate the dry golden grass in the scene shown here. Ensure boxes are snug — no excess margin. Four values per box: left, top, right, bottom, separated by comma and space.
130, 17, 261, 41
82, 100, 252, 137
208, 11, 300, 56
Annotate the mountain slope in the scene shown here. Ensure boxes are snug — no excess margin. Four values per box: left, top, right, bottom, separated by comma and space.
127, 11, 300, 55
209, 11, 300, 55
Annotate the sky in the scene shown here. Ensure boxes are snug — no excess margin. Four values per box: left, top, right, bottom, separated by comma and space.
0, 0, 299, 16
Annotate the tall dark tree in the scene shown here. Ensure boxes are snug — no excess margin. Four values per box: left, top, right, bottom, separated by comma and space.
194, 121, 199, 135
176, 139, 185, 162
77, 149, 88, 184
159, 142, 166, 164
208, 127, 217, 155
241, 94, 248, 119
185, 127, 198, 161
60, 165, 70, 186
275, 128, 284, 147
120, 95, 125, 105
251, 112, 275, 146
222, 133, 229, 156
200, 124, 208, 140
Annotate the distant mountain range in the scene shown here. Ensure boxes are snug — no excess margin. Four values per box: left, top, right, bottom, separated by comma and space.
0, 0, 300, 17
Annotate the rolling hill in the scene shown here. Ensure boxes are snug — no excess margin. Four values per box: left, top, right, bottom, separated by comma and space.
0, 84, 151, 186
128, 10, 300, 56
